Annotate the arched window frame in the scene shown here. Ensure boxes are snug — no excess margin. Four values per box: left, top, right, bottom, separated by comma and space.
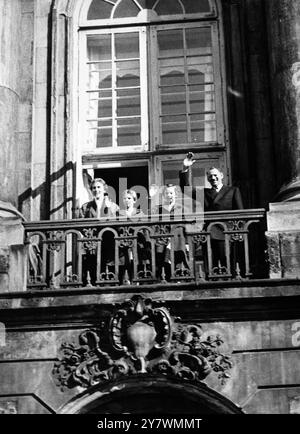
79, 0, 218, 27
77, 0, 228, 156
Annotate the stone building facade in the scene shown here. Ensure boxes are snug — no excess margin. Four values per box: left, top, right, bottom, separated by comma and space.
0, 0, 300, 414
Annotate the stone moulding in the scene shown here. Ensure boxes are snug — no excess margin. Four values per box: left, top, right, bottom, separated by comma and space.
53, 296, 232, 391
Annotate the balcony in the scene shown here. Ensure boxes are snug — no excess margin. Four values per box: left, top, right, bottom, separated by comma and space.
24, 209, 268, 291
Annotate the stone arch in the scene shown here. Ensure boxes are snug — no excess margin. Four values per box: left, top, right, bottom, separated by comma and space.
59, 375, 243, 414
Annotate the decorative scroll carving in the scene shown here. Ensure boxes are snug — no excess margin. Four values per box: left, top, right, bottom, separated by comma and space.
82, 228, 98, 254
53, 296, 232, 391
28, 275, 44, 284
46, 230, 64, 252
174, 262, 192, 278
136, 264, 153, 280
211, 262, 230, 278
64, 274, 80, 283
25, 210, 267, 287
154, 224, 172, 245
192, 234, 208, 245
227, 220, 245, 242
0, 400, 17, 414
98, 266, 118, 284
118, 226, 135, 248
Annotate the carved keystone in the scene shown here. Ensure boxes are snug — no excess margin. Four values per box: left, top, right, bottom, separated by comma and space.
53, 296, 233, 391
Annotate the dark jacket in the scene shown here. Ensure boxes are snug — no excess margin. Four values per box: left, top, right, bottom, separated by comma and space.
179, 170, 243, 211
179, 170, 243, 240
80, 199, 119, 219
204, 185, 243, 211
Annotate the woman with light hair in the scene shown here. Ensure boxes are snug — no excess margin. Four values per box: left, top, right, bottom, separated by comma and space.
80, 178, 119, 219
80, 177, 119, 286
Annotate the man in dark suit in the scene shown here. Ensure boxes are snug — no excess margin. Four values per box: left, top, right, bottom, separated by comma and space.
179, 152, 243, 273
179, 153, 243, 212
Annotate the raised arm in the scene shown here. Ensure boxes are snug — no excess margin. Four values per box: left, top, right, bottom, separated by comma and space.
179, 152, 196, 191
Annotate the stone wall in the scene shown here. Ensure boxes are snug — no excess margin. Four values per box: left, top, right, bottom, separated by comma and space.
0, 202, 26, 292
0, 296, 300, 414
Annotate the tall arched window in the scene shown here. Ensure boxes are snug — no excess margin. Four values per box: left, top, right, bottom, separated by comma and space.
76, 0, 228, 201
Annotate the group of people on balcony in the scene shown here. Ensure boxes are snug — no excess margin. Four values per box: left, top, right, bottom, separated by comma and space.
79, 152, 243, 285
80, 152, 243, 221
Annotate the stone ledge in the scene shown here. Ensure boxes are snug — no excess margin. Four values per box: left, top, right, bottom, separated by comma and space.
0, 278, 299, 311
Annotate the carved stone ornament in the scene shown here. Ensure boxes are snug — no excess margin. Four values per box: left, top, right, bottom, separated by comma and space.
0, 400, 17, 414
53, 296, 232, 391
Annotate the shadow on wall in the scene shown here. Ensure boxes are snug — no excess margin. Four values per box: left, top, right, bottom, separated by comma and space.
17, 161, 75, 220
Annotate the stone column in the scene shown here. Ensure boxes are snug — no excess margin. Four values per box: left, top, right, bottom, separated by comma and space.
266, 0, 300, 201
264, 1, 300, 279
0, 0, 22, 206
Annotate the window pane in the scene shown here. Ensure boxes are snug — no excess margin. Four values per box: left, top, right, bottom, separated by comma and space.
182, 0, 211, 14
189, 89, 215, 113
117, 89, 140, 117
188, 62, 213, 84
190, 114, 216, 142
186, 28, 212, 55
159, 57, 185, 87
157, 25, 216, 145
162, 160, 206, 187
117, 118, 141, 146
114, 0, 140, 18
155, 0, 183, 15
115, 33, 139, 59
161, 89, 186, 115
96, 129, 112, 148
161, 115, 187, 144
84, 29, 144, 152
87, 0, 115, 20
158, 30, 184, 58
117, 60, 140, 88
87, 92, 112, 118
89, 64, 112, 89
138, 0, 157, 9
87, 35, 111, 61
162, 160, 182, 185
160, 67, 184, 87
87, 120, 112, 149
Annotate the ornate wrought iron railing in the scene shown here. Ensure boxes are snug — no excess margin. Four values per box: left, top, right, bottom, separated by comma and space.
24, 209, 267, 290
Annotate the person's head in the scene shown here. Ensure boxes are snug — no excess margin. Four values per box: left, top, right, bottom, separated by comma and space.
91, 178, 107, 199
206, 167, 224, 189
122, 189, 137, 209
163, 184, 178, 204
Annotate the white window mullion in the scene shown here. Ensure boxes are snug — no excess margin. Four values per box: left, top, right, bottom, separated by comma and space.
149, 26, 160, 148
140, 28, 149, 151
211, 22, 222, 144
112, 33, 118, 149
80, 32, 89, 152
183, 28, 192, 143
